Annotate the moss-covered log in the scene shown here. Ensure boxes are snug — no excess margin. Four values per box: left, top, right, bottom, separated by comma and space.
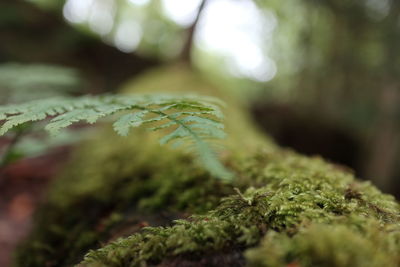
15, 65, 400, 267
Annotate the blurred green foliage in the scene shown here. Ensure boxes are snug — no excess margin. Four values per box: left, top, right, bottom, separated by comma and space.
0, 63, 80, 104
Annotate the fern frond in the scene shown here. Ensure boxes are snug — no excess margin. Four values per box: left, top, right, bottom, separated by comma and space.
0, 63, 80, 104
0, 94, 234, 180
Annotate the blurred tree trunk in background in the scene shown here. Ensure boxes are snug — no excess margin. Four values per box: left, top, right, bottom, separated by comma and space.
266, 0, 400, 194
365, 0, 400, 191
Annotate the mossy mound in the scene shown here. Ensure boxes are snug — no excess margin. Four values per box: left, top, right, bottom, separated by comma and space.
14, 64, 274, 266
14, 65, 400, 267
14, 132, 231, 267
80, 151, 400, 266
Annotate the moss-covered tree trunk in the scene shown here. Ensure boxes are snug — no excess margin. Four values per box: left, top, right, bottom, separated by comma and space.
15, 65, 400, 267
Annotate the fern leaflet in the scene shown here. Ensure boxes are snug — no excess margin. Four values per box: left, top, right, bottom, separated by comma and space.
0, 94, 233, 180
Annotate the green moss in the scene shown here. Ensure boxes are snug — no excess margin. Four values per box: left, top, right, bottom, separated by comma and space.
14, 133, 232, 266
246, 222, 400, 267
80, 151, 400, 266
